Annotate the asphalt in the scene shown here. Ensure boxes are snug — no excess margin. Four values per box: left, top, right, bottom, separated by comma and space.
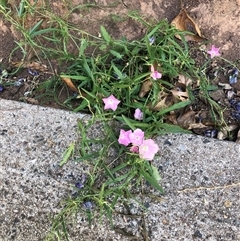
0, 98, 239, 241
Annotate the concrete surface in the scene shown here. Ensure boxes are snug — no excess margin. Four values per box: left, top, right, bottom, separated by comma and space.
0, 98, 239, 241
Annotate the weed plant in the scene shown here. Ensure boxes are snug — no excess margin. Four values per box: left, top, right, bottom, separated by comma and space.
44, 22, 205, 240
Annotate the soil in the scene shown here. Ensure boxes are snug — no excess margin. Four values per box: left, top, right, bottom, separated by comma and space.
1, 0, 240, 139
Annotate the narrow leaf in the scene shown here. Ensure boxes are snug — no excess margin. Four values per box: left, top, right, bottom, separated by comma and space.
59, 143, 75, 166
158, 100, 191, 116
100, 25, 111, 43
141, 169, 164, 193
121, 115, 136, 130
110, 50, 123, 59
151, 165, 161, 181
29, 19, 44, 37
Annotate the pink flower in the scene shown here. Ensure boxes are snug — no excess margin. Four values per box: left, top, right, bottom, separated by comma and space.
134, 108, 143, 120
130, 146, 139, 153
207, 45, 220, 58
102, 94, 120, 111
118, 129, 132, 146
129, 128, 144, 146
150, 65, 162, 80
139, 139, 159, 160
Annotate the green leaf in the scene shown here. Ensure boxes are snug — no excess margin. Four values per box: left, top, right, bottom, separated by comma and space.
17, 0, 26, 17
151, 165, 161, 181
73, 99, 89, 112
158, 100, 191, 116
99, 44, 107, 51
30, 28, 58, 38
59, 142, 75, 166
79, 38, 89, 57
0, 0, 7, 8
100, 25, 111, 43
83, 59, 94, 81
103, 163, 115, 180
207, 85, 218, 91
111, 162, 128, 173
110, 50, 123, 59
105, 172, 130, 186
60, 75, 88, 81
121, 115, 136, 130
29, 19, 44, 37
111, 63, 123, 79
159, 123, 192, 134
141, 168, 164, 194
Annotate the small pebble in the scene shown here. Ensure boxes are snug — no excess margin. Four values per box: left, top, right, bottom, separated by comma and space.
193, 230, 202, 238
229, 68, 238, 85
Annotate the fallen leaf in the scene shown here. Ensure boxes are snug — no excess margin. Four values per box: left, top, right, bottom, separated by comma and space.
165, 113, 178, 125
218, 82, 232, 90
178, 74, 193, 86
10, 61, 48, 72
23, 97, 39, 105
188, 122, 209, 130
171, 9, 205, 42
61, 76, 79, 92
139, 79, 152, 98
171, 87, 189, 101
151, 96, 168, 111
152, 92, 173, 111
217, 125, 238, 140
235, 129, 240, 143
177, 110, 196, 129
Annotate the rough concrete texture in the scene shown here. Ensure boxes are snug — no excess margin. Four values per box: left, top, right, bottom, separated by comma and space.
0, 98, 239, 241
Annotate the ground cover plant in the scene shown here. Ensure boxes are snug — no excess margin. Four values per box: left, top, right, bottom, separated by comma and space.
0, 1, 240, 240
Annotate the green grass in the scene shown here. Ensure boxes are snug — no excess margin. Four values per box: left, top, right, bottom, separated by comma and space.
1, 1, 239, 240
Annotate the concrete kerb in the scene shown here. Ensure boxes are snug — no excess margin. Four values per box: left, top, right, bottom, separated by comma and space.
0, 98, 239, 240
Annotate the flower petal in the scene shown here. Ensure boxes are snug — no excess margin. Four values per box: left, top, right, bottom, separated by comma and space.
102, 94, 120, 111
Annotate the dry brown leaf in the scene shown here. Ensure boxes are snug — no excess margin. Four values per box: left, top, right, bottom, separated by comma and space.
171, 88, 189, 101
171, 9, 205, 42
139, 79, 152, 98
152, 96, 168, 111
23, 97, 39, 105
177, 110, 196, 129
165, 113, 178, 125
171, 83, 189, 102
188, 122, 209, 130
178, 74, 193, 86
236, 129, 240, 143
151, 91, 173, 111
11, 61, 48, 72
61, 76, 79, 92
217, 125, 239, 140
218, 82, 232, 90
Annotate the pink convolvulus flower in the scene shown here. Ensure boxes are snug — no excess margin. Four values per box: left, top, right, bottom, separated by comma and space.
207, 45, 220, 58
129, 128, 144, 146
102, 94, 120, 111
150, 65, 162, 80
139, 139, 159, 161
118, 129, 132, 146
134, 108, 143, 120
